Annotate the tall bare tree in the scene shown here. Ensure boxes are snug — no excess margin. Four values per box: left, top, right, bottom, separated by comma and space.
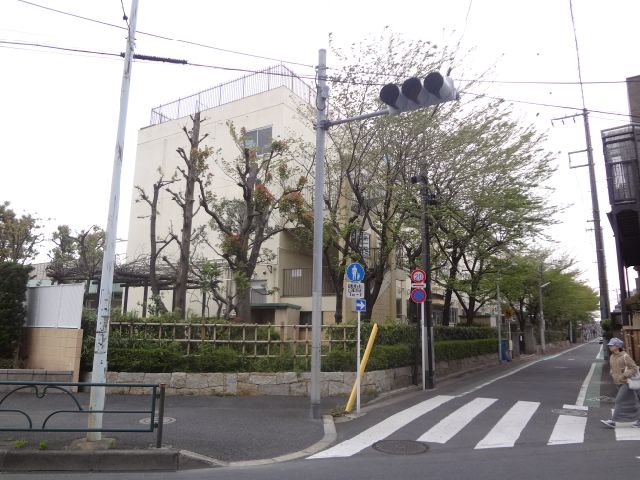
134, 168, 178, 313
166, 111, 211, 317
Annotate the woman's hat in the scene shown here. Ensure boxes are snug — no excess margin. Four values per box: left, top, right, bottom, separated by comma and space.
607, 337, 624, 347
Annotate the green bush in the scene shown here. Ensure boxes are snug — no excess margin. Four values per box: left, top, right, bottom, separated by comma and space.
434, 326, 497, 341
186, 345, 245, 372
367, 344, 415, 370
322, 349, 355, 371
545, 330, 567, 343
434, 339, 498, 362
0, 262, 32, 359
108, 338, 185, 373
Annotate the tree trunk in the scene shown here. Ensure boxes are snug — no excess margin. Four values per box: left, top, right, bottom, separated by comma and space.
236, 286, 252, 322
174, 112, 202, 316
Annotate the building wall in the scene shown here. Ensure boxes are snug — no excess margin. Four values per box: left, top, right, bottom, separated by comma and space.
627, 75, 640, 123
125, 87, 316, 316
21, 327, 83, 382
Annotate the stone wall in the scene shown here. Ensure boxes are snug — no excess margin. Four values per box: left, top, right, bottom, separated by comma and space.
81, 342, 575, 396
80, 367, 415, 397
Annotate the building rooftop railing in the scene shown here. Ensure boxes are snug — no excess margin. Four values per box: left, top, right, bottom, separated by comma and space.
149, 64, 315, 126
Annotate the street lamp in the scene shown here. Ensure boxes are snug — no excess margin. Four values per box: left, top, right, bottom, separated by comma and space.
539, 281, 550, 353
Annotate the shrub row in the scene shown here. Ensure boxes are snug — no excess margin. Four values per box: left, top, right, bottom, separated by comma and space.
434, 339, 498, 362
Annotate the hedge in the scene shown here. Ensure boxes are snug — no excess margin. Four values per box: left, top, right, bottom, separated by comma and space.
434, 339, 498, 362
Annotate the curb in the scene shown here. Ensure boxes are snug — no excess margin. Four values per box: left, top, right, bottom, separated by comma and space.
0, 415, 337, 472
0, 449, 182, 472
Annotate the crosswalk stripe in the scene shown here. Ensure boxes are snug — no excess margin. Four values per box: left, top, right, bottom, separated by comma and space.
307, 395, 454, 459
475, 400, 540, 449
615, 426, 640, 441
548, 415, 587, 445
418, 397, 497, 444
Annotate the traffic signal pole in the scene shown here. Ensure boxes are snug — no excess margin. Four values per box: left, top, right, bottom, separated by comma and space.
310, 52, 457, 414
420, 178, 435, 389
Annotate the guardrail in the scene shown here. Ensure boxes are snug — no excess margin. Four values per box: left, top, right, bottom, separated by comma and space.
0, 381, 166, 448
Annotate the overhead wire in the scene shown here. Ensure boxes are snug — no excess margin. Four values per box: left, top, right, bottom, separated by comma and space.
0, 36, 632, 121
15, 0, 316, 69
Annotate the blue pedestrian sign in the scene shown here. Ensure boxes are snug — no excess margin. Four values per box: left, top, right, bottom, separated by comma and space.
346, 262, 365, 282
356, 299, 366, 312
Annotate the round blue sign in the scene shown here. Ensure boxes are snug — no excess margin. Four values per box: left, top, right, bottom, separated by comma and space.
346, 263, 365, 282
410, 288, 427, 303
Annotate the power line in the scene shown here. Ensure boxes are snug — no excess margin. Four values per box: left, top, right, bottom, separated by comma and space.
15, 0, 315, 69
2, 37, 632, 120
0, 39, 122, 58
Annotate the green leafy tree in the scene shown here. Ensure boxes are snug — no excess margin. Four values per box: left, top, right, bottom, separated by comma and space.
47, 225, 105, 295
0, 262, 32, 362
198, 123, 312, 322
0, 202, 44, 264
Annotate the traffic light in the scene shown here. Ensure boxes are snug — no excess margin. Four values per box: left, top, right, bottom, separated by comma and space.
379, 72, 459, 115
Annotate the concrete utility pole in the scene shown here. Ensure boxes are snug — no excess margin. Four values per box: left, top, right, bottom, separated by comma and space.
87, 0, 139, 441
310, 49, 327, 419
582, 109, 611, 323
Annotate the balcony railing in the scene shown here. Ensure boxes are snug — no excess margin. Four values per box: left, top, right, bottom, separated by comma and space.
149, 65, 315, 126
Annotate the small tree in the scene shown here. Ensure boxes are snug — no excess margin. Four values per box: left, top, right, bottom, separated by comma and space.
48, 225, 105, 296
0, 262, 32, 364
0, 202, 44, 264
135, 168, 178, 313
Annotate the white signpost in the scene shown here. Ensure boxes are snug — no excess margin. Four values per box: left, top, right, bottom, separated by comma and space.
346, 263, 364, 413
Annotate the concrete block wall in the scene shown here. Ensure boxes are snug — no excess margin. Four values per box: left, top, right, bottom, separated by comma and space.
0, 369, 74, 392
21, 327, 83, 382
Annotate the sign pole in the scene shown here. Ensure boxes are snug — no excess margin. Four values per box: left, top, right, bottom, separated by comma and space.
356, 309, 361, 413
421, 301, 426, 390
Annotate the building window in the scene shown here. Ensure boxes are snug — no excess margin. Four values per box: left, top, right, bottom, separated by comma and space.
611, 162, 635, 202
244, 126, 272, 157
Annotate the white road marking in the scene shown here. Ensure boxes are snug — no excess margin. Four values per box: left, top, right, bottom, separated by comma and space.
615, 426, 640, 441
475, 401, 540, 449
418, 397, 497, 444
576, 362, 597, 406
548, 415, 587, 445
307, 395, 454, 459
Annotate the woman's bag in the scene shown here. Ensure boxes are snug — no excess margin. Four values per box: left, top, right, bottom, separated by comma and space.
628, 371, 640, 390
624, 354, 640, 390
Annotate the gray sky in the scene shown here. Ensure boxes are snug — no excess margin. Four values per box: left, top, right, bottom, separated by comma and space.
2, 0, 639, 306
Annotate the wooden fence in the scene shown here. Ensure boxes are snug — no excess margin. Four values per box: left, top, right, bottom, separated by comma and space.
110, 322, 357, 357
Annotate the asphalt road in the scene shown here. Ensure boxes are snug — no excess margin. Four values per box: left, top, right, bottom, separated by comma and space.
5, 342, 640, 480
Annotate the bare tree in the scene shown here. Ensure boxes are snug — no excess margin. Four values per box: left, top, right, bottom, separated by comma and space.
166, 111, 210, 317
134, 168, 178, 313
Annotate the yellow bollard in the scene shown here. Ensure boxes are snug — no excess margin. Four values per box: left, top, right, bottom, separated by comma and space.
345, 323, 379, 413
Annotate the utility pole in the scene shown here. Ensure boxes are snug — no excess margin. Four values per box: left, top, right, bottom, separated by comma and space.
310, 49, 327, 419
554, 111, 610, 324
582, 109, 611, 323
87, 0, 139, 441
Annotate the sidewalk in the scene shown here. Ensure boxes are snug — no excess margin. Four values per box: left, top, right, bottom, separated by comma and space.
0, 392, 352, 471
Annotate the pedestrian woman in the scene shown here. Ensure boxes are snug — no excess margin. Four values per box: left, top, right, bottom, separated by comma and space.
601, 337, 640, 428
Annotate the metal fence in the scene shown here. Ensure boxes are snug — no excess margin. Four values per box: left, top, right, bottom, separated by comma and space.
0, 381, 166, 448
150, 64, 315, 125
110, 322, 355, 357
